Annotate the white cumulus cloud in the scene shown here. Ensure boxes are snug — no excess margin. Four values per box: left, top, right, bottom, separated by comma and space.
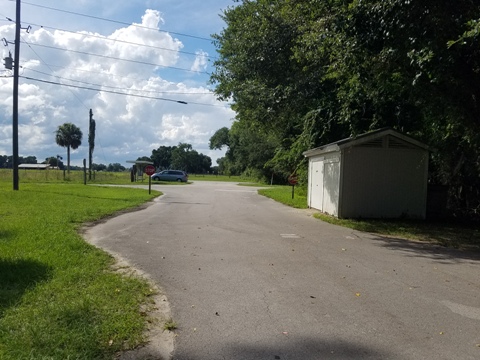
0, 3, 234, 167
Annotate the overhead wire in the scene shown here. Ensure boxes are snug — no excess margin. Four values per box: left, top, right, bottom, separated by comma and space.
20, 76, 223, 107
23, 42, 210, 75
18, 34, 114, 163
21, 21, 217, 60
2, 5, 223, 106
20, 1, 214, 42
3, 2, 226, 129
20, 75, 189, 103
1, 2, 228, 166
2, 9, 216, 79
20, 35, 90, 110
24, 67, 215, 95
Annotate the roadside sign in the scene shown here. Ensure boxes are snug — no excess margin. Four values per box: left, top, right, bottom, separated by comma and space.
288, 174, 298, 199
144, 165, 155, 176
288, 174, 298, 185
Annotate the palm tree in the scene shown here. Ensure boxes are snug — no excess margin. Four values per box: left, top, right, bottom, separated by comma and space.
55, 123, 82, 173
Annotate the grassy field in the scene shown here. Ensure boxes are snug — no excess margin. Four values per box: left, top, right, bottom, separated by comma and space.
0, 168, 142, 185
187, 173, 257, 182
0, 182, 161, 359
0, 169, 257, 185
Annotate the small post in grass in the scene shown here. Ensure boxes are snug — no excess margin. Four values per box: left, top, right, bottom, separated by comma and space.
288, 173, 298, 199
83, 159, 87, 185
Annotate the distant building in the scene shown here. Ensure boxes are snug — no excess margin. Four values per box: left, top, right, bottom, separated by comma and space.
18, 164, 50, 170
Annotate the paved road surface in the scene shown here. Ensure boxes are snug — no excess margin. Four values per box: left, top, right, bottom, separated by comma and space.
85, 182, 480, 360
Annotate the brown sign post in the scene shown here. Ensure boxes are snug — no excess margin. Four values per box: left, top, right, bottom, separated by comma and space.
144, 165, 155, 194
288, 174, 298, 199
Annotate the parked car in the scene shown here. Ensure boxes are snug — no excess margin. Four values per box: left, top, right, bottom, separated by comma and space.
151, 170, 188, 182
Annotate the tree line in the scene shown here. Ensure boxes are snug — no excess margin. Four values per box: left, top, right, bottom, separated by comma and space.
1, 146, 212, 174
0, 154, 126, 172
139, 143, 213, 174
209, 0, 480, 218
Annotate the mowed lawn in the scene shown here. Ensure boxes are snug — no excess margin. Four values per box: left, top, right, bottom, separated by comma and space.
0, 182, 160, 359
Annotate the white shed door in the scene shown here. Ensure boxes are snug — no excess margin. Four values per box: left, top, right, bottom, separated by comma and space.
322, 161, 340, 216
310, 160, 324, 211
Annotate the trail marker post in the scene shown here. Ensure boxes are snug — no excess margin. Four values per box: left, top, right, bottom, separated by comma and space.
288, 174, 298, 199
144, 165, 155, 194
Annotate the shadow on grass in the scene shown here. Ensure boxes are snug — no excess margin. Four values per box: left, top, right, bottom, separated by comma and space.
0, 259, 52, 317
316, 214, 479, 252
370, 235, 480, 264
0, 230, 15, 242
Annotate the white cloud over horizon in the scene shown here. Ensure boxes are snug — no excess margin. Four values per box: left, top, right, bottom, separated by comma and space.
0, 1, 235, 167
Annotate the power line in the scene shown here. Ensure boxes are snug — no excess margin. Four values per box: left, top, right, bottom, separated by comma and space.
20, 21, 217, 60
22, 62, 217, 94
20, 75, 188, 103
21, 1, 213, 42
23, 42, 210, 75
19, 75, 230, 107
24, 67, 215, 95
20, 35, 90, 110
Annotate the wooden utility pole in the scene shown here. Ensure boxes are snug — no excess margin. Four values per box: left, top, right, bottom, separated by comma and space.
12, 0, 21, 190
88, 109, 95, 181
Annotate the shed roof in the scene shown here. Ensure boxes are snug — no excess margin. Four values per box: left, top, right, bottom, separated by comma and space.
303, 128, 430, 158
126, 160, 154, 165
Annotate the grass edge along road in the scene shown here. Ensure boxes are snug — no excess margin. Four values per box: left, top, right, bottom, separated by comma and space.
259, 186, 479, 251
0, 183, 162, 359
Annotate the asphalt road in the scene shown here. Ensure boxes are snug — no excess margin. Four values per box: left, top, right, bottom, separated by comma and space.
85, 181, 480, 360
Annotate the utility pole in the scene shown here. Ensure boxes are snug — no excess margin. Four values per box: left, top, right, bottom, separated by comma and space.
88, 109, 95, 181
12, 0, 21, 190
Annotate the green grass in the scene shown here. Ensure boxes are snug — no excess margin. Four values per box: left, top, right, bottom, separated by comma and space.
315, 213, 480, 250
258, 185, 308, 209
0, 169, 259, 185
188, 173, 261, 182
0, 183, 162, 359
0, 168, 134, 184
163, 319, 177, 331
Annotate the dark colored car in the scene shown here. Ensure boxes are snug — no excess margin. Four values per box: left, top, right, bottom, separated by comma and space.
151, 170, 188, 182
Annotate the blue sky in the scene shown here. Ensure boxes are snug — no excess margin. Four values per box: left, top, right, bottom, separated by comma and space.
0, 0, 235, 167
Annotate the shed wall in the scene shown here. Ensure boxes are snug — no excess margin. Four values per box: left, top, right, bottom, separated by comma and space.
308, 152, 341, 215
340, 147, 428, 218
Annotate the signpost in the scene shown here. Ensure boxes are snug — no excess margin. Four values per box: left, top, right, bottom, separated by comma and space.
288, 174, 298, 199
144, 165, 155, 194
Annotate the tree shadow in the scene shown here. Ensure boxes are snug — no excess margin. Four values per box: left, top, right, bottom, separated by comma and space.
172, 336, 391, 360
0, 258, 52, 317
369, 235, 480, 264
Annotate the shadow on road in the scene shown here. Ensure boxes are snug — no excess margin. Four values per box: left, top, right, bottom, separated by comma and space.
370, 235, 480, 264
173, 336, 391, 360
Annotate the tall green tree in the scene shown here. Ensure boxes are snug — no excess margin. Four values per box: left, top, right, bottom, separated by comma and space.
151, 146, 176, 169
107, 163, 126, 172
211, 0, 480, 217
170, 143, 212, 173
45, 156, 64, 169
55, 123, 83, 173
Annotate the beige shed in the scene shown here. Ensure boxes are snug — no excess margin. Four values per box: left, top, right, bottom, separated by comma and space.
303, 128, 430, 219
